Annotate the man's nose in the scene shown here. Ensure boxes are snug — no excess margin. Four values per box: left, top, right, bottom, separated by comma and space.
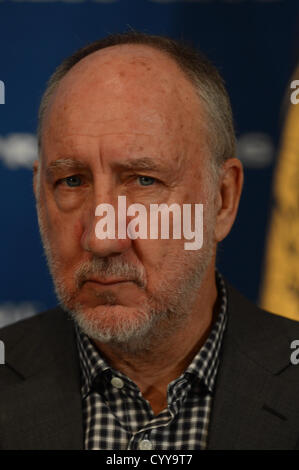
81, 196, 132, 257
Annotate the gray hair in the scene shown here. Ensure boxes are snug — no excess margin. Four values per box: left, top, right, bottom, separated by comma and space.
37, 31, 236, 169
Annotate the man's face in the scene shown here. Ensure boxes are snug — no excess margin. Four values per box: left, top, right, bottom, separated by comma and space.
35, 45, 218, 351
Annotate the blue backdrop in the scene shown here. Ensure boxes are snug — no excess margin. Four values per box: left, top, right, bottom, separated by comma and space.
0, 0, 298, 325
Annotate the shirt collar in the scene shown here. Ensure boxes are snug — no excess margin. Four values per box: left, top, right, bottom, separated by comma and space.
184, 270, 227, 392
76, 324, 110, 398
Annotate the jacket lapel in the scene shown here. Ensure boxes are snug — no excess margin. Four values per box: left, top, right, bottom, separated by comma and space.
208, 283, 299, 449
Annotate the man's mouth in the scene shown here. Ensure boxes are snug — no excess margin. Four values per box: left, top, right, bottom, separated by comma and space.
85, 277, 134, 286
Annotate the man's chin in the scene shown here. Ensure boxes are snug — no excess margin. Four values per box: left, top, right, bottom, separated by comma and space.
66, 302, 155, 348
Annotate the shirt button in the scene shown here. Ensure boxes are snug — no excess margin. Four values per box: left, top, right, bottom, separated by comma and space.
138, 439, 153, 450
111, 377, 124, 389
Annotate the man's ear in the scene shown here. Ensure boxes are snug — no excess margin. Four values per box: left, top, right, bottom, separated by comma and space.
32, 159, 39, 198
214, 158, 243, 243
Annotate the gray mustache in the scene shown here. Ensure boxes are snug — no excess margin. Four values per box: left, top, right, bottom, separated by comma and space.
75, 257, 146, 289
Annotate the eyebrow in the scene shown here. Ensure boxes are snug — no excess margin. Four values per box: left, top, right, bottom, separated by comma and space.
113, 157, 168, 173
45, 158, 88, 179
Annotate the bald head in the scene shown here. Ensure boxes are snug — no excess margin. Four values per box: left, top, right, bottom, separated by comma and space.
42, 44, 210, 171
38, 32, 236, 169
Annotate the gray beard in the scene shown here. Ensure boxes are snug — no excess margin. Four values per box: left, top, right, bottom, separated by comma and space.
36, 199, 215, 355
53, 253, 213, 355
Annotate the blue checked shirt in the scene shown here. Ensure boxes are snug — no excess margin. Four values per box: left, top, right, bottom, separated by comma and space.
76, 272, 227, 450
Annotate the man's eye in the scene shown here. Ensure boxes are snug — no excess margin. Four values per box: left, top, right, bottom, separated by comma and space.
137, 176, 156, 186
60, 175, 83, 187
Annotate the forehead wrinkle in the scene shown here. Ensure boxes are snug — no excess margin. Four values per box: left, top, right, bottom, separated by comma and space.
61, 131, 157, 139
43, 128, 197, 179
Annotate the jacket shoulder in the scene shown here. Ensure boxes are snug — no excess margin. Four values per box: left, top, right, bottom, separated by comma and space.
0, 306, 77, 382
226, 281, 299, 333
0, 307, 83, 450
0, 306, 71, 341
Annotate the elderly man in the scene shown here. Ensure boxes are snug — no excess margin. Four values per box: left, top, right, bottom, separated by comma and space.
1, 32, 299, 450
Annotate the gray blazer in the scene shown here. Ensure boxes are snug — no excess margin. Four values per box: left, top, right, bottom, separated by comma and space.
0, 282, 299, 450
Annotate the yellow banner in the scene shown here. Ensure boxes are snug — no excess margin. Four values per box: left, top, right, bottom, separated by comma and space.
261, 72, 299, 321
